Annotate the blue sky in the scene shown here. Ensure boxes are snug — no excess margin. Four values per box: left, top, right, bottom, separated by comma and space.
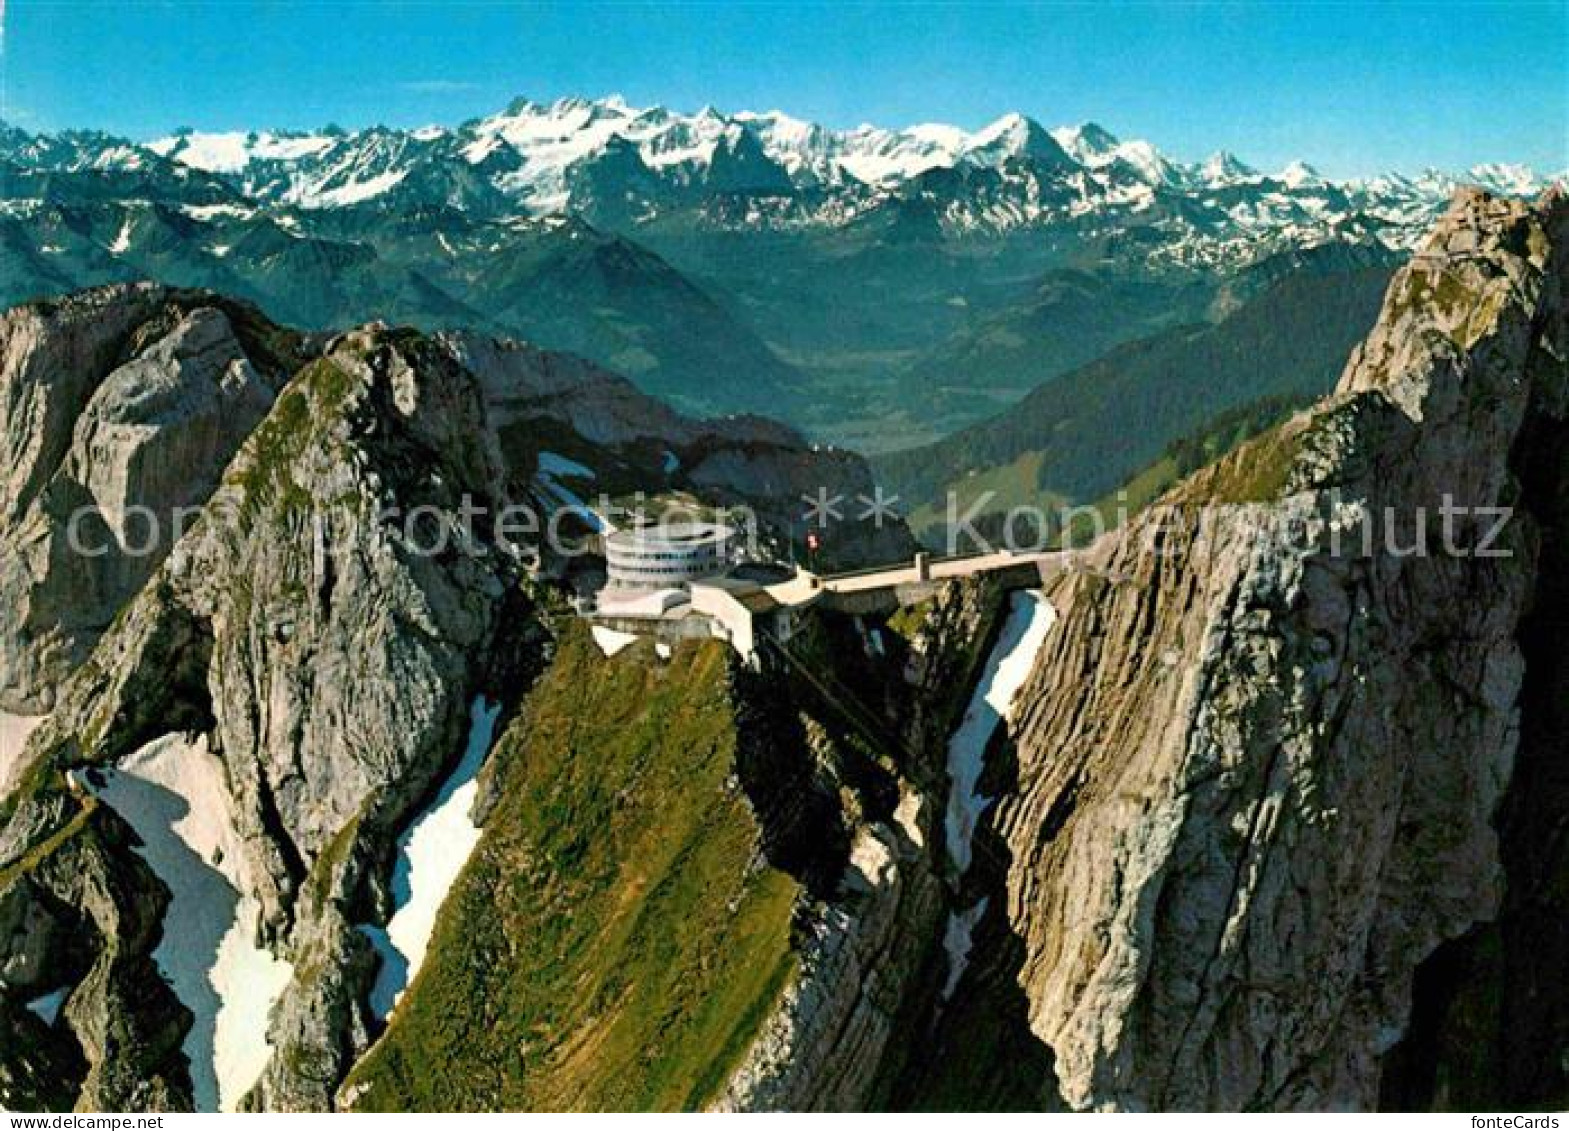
3, 1, 1564, 176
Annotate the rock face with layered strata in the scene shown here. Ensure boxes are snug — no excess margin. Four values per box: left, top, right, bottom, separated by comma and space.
0, 285, 305, 712
715, 816, 934, 1111
0, 294, 920, 1113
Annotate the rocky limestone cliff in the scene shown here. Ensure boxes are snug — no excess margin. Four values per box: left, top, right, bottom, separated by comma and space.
0, 291, 907, 723
714, 810, 941, 1112
2, 187, 1563, 1114
716, 583, 1007, 1111
0, 285, 309, 712
965, 188, 1567, 1109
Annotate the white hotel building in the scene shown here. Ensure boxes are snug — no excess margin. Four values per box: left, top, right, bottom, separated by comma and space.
591, 519, 814, 665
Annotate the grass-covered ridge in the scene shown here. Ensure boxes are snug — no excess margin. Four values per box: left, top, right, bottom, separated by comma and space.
343, 623, 800, 1111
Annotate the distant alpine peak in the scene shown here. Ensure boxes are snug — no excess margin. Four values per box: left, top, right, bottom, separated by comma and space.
1049, 121, 1122, 163
1199, 150, 1256, 185
143, 98, 1175, 196
1048, 121, 1183, 186
966, 112, 1074, 169
1279, 160, 1325, 188
970, 110, 1036, 142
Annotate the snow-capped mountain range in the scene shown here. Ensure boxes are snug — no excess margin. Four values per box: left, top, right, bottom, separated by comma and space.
4, 95, 1556, 256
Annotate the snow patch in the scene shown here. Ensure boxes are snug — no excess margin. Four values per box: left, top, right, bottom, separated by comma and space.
182, 203, 255, 221
164, 131, 254, 173
156, 130, 334, 175
534, 450, 604, 531
108, 217, 133, 255
941, 897, 989, 998
937, 592, 1056, 1006
96, 734, 293, 1112
461, 134, 503, 165
303, 168, 408, 208
537, 451, 596, 480
591, 626, 640, 657
363, 698, 500, 1021
26, 988, 67, 1025
943, 590, 1056, 875
251, 133, 336, 162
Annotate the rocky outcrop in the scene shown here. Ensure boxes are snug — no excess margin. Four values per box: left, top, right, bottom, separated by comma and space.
0, 285, 307, 712
715, 590, 1001, 1111
198, 330, 514, 1110
1378, 354, 1569, 1110
0, 285, 911, 1113
446, 328, 915, 570
0, 321, 519, 1110
977, 188, 1567, 1109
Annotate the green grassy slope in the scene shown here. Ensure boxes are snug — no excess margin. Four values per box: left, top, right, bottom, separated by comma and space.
344, 624, 799, 1112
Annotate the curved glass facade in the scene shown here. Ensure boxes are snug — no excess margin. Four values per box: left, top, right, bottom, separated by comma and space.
604, 522, 735, 590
